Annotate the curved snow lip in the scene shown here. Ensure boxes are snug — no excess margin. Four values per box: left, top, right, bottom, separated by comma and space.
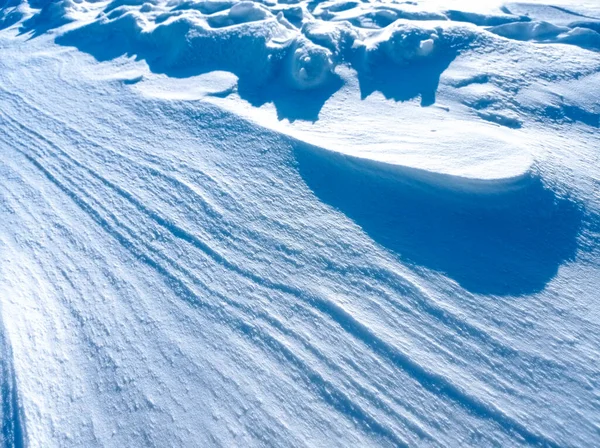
203, 85, 536, 183
296, 143, 583, 296
299, 143, 534, 195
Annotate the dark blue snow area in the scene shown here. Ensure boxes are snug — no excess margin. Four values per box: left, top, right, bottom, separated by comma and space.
1, 324, 25, 448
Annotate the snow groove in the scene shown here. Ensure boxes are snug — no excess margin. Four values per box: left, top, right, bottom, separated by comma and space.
0, 84, 557, 384
0, 124, 415, 448
1, 86, 570, 382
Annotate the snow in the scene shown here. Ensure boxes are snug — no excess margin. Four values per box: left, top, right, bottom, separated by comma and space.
1, 0, 600, 446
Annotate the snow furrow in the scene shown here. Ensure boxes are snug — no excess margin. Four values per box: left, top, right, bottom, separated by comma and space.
2, 140, 418, 447
0, 82, 561, 390
0, 100, 564, 447
2, 128, 430, 445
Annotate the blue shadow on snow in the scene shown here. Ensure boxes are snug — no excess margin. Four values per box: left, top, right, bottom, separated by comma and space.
296, 145, 583, 296
52, 18, 344, 122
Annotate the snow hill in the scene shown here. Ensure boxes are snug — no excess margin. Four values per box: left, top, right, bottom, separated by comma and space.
1, 0, 599, 446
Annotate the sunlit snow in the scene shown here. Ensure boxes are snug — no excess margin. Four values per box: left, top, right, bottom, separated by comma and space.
1, 0, 599, 446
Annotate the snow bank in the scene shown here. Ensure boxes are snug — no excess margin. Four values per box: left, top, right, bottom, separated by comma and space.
558, 26, 600, 50
5, 0, 597, 177
50, 0, 489, 97
490, 20, 568, 41
9, 0, 595, 105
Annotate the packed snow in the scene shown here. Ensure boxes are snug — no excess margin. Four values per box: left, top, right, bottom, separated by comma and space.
0, 0, 599, 446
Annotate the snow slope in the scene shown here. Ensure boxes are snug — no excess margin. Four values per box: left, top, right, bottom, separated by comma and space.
1, 0, 600, 446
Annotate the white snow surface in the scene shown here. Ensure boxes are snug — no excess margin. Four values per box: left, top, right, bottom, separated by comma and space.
1, 0, 600, 446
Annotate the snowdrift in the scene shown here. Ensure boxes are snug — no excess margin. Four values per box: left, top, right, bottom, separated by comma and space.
296, 144, 582, 295
1, 0, 600, 447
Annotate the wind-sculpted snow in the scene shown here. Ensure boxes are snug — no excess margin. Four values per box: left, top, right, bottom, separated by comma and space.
1, 0, 600, 447
33, 0, 600, 179
4, 0, 600, 135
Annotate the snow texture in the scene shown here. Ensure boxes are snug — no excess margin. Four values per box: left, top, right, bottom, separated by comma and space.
0, 0, 600, 446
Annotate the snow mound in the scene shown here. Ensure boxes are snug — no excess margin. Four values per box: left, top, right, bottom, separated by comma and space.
33, 0, 596, 181
503, 2, 600, 28
208, 1, 273, 27
1, 0, 597, 182
287, 37, 334, 89
364, 21, 441, 65
56, 1, 479, 92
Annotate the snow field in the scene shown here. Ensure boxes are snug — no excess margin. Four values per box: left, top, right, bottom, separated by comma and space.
0, 0, 600, 447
